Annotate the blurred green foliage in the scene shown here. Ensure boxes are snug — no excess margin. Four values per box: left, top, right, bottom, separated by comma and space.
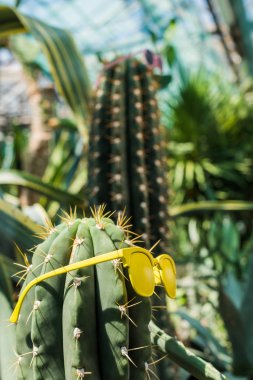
1, 4, 253, 379
167, 68, 253, 378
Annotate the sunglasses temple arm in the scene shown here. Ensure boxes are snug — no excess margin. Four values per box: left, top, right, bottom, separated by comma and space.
10, 250, 123, 324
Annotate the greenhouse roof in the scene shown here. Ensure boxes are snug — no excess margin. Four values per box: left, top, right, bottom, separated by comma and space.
0, 0, 226, 68
1, 0, 252, 126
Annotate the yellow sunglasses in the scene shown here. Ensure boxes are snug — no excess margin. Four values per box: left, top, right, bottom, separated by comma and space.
10, 247, 176, 324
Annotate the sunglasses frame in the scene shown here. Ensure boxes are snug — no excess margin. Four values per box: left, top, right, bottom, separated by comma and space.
10, 247, 175, 324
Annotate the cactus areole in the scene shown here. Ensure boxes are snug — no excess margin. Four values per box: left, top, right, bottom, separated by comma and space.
12, 207, 176, 380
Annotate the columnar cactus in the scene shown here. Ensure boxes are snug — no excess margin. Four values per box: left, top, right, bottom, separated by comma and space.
88, 58, 169, 252
13, 207, 157, 380
10, 207, 226, 380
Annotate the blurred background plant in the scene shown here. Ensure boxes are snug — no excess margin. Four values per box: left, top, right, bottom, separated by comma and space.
1, 0, 253, 379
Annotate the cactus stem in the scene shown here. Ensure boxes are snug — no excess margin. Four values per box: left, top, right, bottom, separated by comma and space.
120, 346, 137, 368
76, 368, 92, 379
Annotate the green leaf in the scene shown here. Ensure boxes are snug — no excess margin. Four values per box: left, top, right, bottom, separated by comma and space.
165, 45, 176, 67
0, 257, 16, 380
174, 160, 185, 188
188, 218, 200, 246
218, 279, 252, 375
0, 198, 41, 250
154, 74, 172, 89
221, 218, 239, 262
0, 5, 91, 135
170, 201, 253, 218
174, 310, 230, 367
0, 289, 16, 380
185, 161, 195, 188
0, 169, 84, 206
241, 254, 253, 360
194, 163, 206, 189
208, 220, 219, 251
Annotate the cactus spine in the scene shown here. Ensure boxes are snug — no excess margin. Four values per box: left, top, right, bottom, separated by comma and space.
14, 208, 153, 379
88, 58, 169, 252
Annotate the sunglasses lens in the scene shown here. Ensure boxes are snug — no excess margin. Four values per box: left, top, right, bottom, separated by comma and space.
129, 252, 155, 297
160, 257, 176, 298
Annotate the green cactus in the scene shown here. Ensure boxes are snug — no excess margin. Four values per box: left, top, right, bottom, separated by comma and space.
88, 58, 171, 378
88, 58, 169, 253
149, 321, 227, 380
13, 207, 154, 380
9, 207, 228, 380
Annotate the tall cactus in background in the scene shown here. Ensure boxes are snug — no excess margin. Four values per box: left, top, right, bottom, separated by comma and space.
88, 58, 171, 378
88, 58, 169, 253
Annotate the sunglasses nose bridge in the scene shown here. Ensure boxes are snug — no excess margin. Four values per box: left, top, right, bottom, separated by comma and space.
153, 262, 162, 285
